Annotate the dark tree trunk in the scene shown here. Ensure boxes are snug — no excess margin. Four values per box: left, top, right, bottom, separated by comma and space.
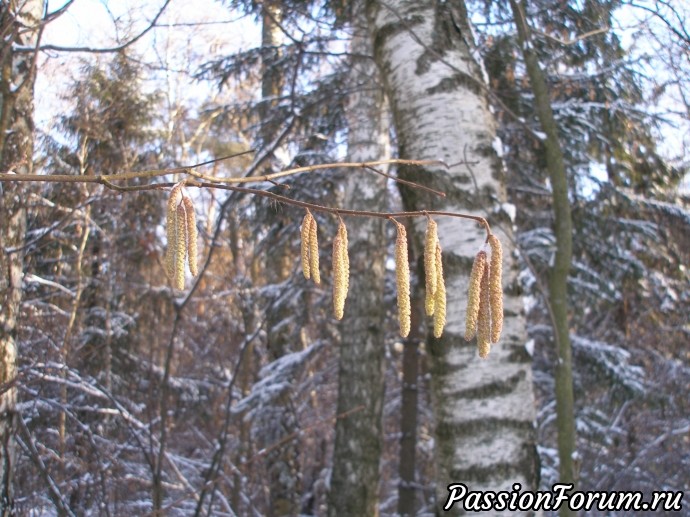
398, 237, 424, 516
259, 3, 302, 515
509, 2, 576, 513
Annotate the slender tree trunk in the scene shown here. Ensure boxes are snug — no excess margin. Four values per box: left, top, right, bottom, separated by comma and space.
328, 2, 389, 515
509, 1, 576, 512
259, 0, 286, 166
0, 1, 44, 513
258, 3, 302, 515
367, 1, 539, 513
398, 242, 424, 516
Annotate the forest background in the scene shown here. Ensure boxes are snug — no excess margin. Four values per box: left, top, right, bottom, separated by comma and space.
0, 0, 688, 515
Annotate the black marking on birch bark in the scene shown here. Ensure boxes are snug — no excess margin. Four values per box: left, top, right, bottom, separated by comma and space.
425, 71, 482, 97
447, 442, 540, 488
442, 253, 476, 278
435, 418, 534, 438
449, 459, 533, 486
445, 371, 526, 400
429, 357, 471, 377
504, 344, 533, 364
371, 14, 425, 55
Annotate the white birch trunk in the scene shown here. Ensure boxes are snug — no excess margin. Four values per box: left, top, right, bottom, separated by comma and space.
328, 1, 390, 514
0, 0, 44, 513
367, 1, 539, 513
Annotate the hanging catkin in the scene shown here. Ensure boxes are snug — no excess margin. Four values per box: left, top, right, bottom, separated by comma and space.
424, 218, 438, 316
465, 251, 487, 341
394, 221, 411, 338
309, 214, 321, 284
332, 219, 349, 320
488, 234, 504, 343
165, 184, 183, 280
301, 210, 314, 280
174, 202, 188, 290
183, 196, 198, 277
477, 262, 491, 358
433, 241, 446, 338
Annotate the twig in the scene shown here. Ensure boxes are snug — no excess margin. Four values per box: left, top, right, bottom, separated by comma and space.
532, 26, 610, 46
192, 320, 268, 516
246, 405, 365, 464
32, 0, 173, 54
0, 157, 445, 186
187, 179, 491, 235
16, 418, 77, 517
0, 157, 492, 231
185, 158, 449, 184
363, 164, 446, 198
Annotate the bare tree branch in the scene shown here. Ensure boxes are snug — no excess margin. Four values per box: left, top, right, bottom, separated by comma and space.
26, 0, 173, 54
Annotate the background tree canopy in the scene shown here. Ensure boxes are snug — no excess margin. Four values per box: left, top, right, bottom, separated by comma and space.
0, 0, 687, 515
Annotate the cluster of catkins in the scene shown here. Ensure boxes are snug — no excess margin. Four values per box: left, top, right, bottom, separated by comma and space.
299, 211, 504, 356
301, 210, 350, 321
300, 213, 449, 340
163, 191, 504, 356
465, 234, 504, 358
422, 218, 447, 339
165, 184, 198, 290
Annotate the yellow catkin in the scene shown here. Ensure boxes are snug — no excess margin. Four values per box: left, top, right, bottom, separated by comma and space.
301, 211, 314, 280
165, 184, 183, 280
433, 241, 446, 338
309, 214, 321, 285
465, 251, 487, 341
424, 218, 438, 316
477, 262, 491, 358
183, 196, 198, 277
488, 234, 504, 344
174, 203, 188, 290
395, 221, 411, 338
332, 220, 349, 320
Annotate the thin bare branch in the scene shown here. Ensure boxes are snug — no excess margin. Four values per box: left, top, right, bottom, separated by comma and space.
28, 0, 172, 54
0, 158, 446, 186
0, 157, 489, 236
17, 418, 76, 517
532, 26, 609, 46
185, 158, 448, 184
188, 179, 491, 234
362, 164, 447, 198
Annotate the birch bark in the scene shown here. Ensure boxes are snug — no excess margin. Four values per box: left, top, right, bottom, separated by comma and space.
367, 1, 539, 512
328, 1, 390, 514
0, 0, 44, 513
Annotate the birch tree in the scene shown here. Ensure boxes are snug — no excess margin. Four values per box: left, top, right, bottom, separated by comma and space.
366, 0, 539, 511
328, 1, 390, 514
0, 1, 44, 513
